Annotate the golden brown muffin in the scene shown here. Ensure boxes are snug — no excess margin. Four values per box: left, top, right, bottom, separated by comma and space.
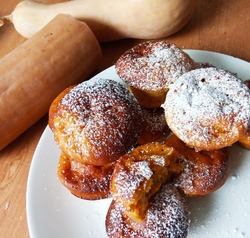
115, 40, 197, 108
138, 107, 170, 145
106, 183, 190, 238
195, 62, 215, 69
110, 142, 182, 222
238, 128, 250, 149
165, 134, 230, 196
163, 67, 250, 151
49, 78, 142, 166
244, 79, 250, 89
57, 153, 114, 200
237, 79, 250, 149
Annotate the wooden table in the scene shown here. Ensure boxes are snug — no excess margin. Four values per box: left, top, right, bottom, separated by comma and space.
0, 0, 249, 237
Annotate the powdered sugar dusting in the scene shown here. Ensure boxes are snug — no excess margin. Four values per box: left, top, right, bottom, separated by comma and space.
53, 78, 142, 165
138, 108, 169, 144
141, 108, 168, 133
112, 160, 153, 202
106, 183, 189, 238
164, 67, 250, 150
115, 41, 196, 91
174, 150, 229, 196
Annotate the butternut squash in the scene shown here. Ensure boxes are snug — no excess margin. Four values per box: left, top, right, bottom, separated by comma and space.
1, 0, 198, 41
0, 14, 102, 150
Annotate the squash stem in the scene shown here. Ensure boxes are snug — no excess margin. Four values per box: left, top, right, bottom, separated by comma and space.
0, 15, 12, 27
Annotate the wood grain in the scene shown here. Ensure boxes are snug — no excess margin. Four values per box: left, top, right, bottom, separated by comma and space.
0, 0, 249, 237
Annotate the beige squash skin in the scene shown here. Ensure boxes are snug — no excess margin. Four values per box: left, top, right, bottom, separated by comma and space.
12, 0, 198, 41
91, 0, 198, 41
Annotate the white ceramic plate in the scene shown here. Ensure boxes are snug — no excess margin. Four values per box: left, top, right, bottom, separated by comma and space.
26, 50, 250, 238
